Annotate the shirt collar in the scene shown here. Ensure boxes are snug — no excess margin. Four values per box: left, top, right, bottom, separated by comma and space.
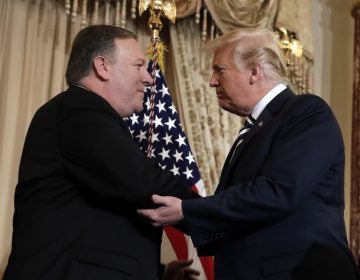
251, 83, 286, 120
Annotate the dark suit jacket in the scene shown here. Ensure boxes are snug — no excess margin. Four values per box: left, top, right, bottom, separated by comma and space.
182, 88, 359, 279
4, 86, 192, 280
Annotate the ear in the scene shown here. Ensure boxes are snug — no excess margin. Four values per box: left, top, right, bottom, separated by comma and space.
249, 64, 261, 84
93, 56, 110, 81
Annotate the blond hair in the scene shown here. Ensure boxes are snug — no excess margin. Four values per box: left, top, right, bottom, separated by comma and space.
205, 28, 288, 85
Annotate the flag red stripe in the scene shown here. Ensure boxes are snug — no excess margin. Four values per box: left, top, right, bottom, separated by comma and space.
164, 226, 188, 260
200, 256, 214, 280
165, 224, 214, 280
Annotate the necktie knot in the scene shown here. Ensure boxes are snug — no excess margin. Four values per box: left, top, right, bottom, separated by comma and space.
229, 115, 255, 163
238, 115, 255, 136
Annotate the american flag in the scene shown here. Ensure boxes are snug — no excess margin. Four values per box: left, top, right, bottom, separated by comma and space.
124, 62, 213, 280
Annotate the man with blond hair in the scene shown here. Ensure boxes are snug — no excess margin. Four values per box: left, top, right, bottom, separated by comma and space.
139, 28, 360, 279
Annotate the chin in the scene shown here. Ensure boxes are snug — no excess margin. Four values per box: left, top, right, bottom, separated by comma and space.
134, 105, 144, 113
219, 101, 230, 112
220, 104, 241, 116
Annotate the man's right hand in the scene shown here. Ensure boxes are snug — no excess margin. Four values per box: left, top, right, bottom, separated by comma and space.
163, 259, 200, 280
137, 195, 184, 226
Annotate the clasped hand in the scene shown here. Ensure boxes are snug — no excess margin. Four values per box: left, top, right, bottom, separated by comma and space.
137, 194, 183, 226
163, 259, 200, 280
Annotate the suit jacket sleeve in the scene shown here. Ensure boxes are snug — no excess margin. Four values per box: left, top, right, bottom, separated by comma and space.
182, 94, 344, 248
58, 94, 191, 208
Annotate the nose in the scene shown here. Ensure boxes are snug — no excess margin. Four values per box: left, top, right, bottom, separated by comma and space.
209, 73, 219, 88
143, 68, 154, 87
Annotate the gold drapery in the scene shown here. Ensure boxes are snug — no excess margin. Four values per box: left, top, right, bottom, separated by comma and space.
0, 0, 69, 275
204, 0, 278, 30
176, 0, 313, 94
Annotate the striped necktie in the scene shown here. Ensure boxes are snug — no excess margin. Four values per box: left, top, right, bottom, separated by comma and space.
229, 115, 255, 162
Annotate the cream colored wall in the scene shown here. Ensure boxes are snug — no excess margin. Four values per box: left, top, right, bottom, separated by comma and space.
311, 0, 356, 236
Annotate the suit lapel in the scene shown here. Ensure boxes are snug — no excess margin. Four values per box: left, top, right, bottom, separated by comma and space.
217, 88, 295, 190
230, 109, 271, 164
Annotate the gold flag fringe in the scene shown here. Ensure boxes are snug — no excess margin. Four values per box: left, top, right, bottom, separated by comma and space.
146, 40, 167, 73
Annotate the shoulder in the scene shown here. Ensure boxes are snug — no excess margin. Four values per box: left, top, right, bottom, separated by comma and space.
33, 87, 96, 116
278, 93, 341, 137
31, 90, 68, 122
59, 87, 121, 121
294, 93, 328, 107
32, 87, 124, 128
285, 93, 334, 119
61, 87, 113, 111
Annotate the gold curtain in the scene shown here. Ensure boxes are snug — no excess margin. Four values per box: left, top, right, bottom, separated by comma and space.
275, 0, 314, 94
0, 0, 68, 274
175, 0, 314, 95
204, 0, 278, 30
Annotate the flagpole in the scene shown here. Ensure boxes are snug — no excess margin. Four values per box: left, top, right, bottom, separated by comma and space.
145, 37, 160, 157
138, 0, 176, 157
